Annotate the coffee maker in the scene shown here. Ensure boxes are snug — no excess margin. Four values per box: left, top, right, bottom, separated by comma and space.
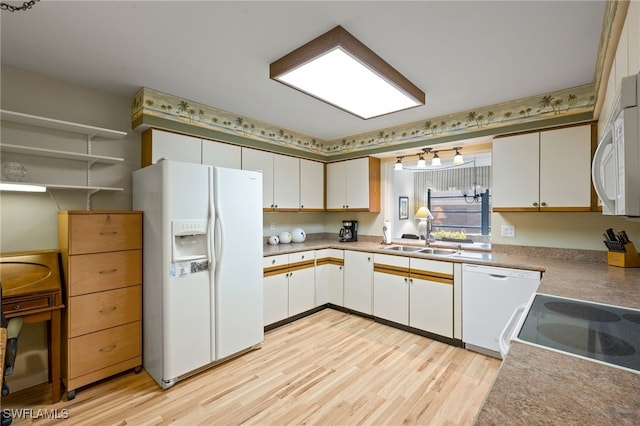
339, 220, 358, 242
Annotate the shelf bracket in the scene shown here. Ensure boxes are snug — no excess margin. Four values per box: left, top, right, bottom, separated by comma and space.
86, 189, 100, 210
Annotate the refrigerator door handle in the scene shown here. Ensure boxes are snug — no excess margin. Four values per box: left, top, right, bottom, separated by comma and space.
208, 167, 215, 269
214, 215, 222, 263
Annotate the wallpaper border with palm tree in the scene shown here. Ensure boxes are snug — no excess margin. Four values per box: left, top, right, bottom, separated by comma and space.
131, 83, 595, 157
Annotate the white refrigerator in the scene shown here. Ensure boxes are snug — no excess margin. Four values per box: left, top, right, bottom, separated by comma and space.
133, 160, 263, 389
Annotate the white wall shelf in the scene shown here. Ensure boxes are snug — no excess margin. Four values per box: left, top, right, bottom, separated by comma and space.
0, 144, 124, 165
0, 109, 128, 208
0, 181, 124, 192
0, 109, 127, 140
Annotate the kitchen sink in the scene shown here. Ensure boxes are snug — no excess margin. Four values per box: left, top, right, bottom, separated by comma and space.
384, 245, 423, 252
449, 251, 493, 260
418, 248, 457, 255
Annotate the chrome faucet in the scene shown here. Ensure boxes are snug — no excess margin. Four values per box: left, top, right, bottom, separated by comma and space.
424, 215, 435, 246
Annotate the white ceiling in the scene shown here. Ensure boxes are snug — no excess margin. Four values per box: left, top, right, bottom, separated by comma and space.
1, 1, 606, 143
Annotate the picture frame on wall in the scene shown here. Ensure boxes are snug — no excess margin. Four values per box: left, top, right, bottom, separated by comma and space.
399, 196, 409, 220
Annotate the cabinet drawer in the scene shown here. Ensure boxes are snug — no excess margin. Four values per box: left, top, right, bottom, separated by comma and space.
68, 250, 141, 296
2, 294, 52, 316
68, 322, 141, 378
263, 254, 288, 269
68, 286, 141, 337
68, 213, 142, 254
288, 251, 314, 264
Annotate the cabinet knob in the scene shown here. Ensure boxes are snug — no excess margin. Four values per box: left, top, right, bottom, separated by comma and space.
541, 202, 547, 207
13, 304, 21, 311
301, 205, 304, 208
301, 255, 305, 259
533, 202, 538, 207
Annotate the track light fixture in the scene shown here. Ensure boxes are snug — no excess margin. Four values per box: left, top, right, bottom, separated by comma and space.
394, 157, 403, 170
392, 146, 465, 171
453, 147, 464, 165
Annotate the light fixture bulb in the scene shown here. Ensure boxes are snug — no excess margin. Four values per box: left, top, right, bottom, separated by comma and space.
453, 148, 464, 165
0, 183, 46, 192
416, 153, 426, 168
432, 152, 441, 166
394, 157, 403, 171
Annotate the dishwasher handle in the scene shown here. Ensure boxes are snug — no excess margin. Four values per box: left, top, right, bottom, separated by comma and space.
499, 303, 527, 359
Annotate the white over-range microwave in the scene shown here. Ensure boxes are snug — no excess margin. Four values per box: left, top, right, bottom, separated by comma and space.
592, 72, 640, 217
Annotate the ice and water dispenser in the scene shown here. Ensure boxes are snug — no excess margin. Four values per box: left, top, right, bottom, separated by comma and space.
171, 219, 208, 262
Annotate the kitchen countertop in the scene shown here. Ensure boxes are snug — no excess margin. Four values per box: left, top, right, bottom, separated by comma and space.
264, 238, 640, 424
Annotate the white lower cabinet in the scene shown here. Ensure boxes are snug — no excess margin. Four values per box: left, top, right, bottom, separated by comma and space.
263, 251, 315, 326
315, 249, 344, 306
373, 254, 454, 338
287, 251, 316, 317
263, 254, 289, 326
344, 250, 374, 315
373, 254, 410, 325
409, 258, 454, 338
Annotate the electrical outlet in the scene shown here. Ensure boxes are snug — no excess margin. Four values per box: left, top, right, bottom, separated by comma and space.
270, 222, 276, 231
501, 225, 515, 237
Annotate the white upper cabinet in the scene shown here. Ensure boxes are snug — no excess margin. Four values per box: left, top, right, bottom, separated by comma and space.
273, 154, 300, 210
142, 129, 201, 165
299, 159, 324, 211
242, 148, 274, 209
242, 148, 299, 211
141, 128, 241, 168
201, 139, 241, 169
492, 124, 593, 212
539, 125, 592, 209
326, 157, 380, 211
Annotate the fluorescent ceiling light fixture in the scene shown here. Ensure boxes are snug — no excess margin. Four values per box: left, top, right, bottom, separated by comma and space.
0, 182, 46, 192
270, 26, 425, 119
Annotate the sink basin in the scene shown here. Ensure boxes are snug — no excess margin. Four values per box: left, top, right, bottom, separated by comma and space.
384, 245, 423, 252
449, 251, 493, 260
418, 248, 457, 255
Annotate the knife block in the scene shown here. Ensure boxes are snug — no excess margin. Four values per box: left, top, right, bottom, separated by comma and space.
608, 242, 640, 268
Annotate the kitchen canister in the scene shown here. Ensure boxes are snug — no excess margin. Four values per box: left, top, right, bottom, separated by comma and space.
268, 235, 280, 245
278, 231, 292, 244
291, 228, 306, 243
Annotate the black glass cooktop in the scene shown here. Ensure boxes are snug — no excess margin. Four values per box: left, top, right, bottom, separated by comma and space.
516, 294, 640, 373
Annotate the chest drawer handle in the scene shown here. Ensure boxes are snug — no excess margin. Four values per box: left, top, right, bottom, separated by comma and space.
99, 306, 117, 314
13, 304, 22, 311
99, 344, 117, 353
99, 269, 118, 274
99, 231, 118, 235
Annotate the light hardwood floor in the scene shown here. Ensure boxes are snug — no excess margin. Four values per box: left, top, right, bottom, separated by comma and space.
2, 309, 500, 425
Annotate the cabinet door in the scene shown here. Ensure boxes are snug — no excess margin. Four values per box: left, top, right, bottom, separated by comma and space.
288, 266, 315, 316
373, 254, 409, 325
317, 249, 344, 306
242, 148, 274, 209
263, 273, 288, 326
202, 139, 241, 169
326, 162, 347, 209
273, 154, 300, 210
539, 125, 592, 210
492, 133, 540, 210
345, 158, 371, 209
327, 263, 344, 306
409, 276, 453, 338
300, 159, 324, 210
409, 258, 453, 338
142, 129, 201, 165
343, 250, 373, 315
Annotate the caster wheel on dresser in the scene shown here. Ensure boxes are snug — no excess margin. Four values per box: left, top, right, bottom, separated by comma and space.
134, 365, 142, 374
67, 390, 76, 401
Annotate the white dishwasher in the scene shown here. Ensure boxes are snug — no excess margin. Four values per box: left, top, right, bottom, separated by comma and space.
462, 263, 541, 358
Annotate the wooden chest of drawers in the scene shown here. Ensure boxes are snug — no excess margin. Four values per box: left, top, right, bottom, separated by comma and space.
58, 211, 142, 400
